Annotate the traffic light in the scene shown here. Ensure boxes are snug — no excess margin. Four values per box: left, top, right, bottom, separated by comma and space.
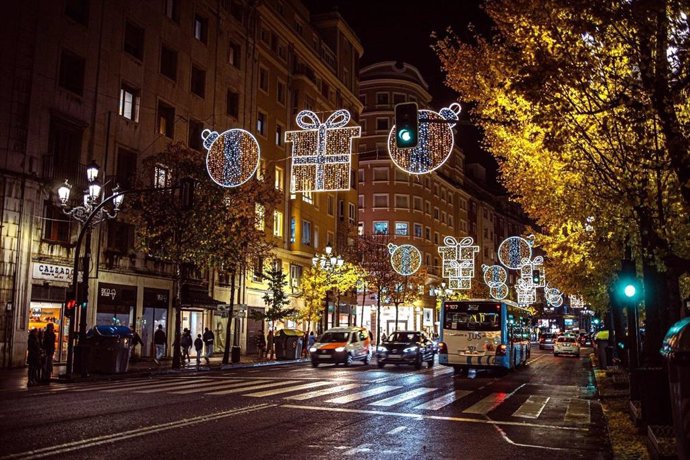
394, 102, 418, 148
532, 269, 541, 285
616, 257, 641, 302
66, 296, 77, 318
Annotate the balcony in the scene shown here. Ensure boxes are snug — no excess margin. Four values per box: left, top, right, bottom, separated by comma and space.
42, 154, 88, 191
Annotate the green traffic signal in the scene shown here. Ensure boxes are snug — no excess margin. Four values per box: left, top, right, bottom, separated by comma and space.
394, 102, 419, 148
624, 284, 637, 298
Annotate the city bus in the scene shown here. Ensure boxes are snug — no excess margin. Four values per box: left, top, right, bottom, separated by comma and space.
438, 299, 532, 372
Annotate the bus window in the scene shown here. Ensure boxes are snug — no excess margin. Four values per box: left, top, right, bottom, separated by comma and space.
443, 303, 500, 331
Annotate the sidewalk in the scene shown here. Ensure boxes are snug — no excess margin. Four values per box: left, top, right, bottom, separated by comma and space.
0, 353, 309, 391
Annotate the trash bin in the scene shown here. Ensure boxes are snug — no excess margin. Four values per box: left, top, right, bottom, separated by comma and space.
275, 329, 304, 360
84, 326, 133, 374
231, 345, 241, 364
660, 317, 690, 459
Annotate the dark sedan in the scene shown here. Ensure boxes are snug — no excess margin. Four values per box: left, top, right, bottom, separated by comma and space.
376, 330, 435, 369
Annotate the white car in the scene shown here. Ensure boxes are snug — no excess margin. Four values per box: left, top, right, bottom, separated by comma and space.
554, 336, 580, 357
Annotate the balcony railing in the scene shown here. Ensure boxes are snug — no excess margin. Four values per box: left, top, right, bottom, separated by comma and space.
42, 154, 89, 191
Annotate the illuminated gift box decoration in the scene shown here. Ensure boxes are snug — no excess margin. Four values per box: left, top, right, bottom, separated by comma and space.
438, 236, 479, 289
202, 128, 260, 188
516, 279, 537, 306
285, 109, 361, 192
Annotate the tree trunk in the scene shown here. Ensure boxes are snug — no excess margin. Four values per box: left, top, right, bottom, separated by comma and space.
222, 269, 236, 365
376, 287, 381, 346
335, 291, 341, 327
642, 262, 668, 367
394, 303, 399, 331
171, 265, 182, 369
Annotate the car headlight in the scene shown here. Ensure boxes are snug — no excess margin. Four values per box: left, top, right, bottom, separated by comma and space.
377, 346, 387, 352
403, 346, 418, 353
309, 347, 317, 353
335, 346, 346, 352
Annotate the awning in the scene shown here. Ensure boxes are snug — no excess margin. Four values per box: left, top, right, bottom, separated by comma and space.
181, 285, 223, 310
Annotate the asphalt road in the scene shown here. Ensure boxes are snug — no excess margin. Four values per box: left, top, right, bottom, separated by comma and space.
0, 346, 610, 460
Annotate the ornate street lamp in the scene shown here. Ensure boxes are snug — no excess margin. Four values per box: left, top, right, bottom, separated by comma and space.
430, 282, 453, 335
57, 161, 124, 377
312, 242, 344, 332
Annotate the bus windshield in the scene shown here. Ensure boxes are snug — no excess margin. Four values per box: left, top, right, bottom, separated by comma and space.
444, 302, 501, 331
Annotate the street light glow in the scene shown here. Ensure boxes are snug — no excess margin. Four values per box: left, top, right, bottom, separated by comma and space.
624, 284, 637, 298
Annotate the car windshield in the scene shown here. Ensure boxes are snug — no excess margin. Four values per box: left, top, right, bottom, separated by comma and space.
558, 337, 576, 343
388, 332, 420, 343
319, 332, 350, 343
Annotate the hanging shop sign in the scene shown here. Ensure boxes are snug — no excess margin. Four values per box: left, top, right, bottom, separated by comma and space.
32, 263, 79, 282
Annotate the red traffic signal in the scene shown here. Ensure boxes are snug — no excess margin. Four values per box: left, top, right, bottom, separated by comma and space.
66, 299, 77, 310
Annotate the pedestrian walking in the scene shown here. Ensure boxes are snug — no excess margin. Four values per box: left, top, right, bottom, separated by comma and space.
302, 331, 309, 358
266, 329, 274, 360
27, 329, 41, 386
153, 324, 166, 365
194, 334, 204, 368
181, 328, 192, 364
255, 330, 266, 359
202, 327, 214, 364
129, 325, 144, 360
42, 323, 56, 382
308, 331, 316, 348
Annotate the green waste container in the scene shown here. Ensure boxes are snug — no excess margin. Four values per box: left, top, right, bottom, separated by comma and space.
660, 317, 690, 459
84, 326, 133, 374
275, 329, 304, 360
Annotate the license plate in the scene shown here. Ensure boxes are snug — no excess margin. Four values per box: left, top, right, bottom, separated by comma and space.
387, 354, 400, 359
318, 354, 331, 359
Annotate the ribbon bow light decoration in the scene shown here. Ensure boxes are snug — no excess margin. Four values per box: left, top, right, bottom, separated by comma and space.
438, 236, 480, 290
285, 109, 361, 192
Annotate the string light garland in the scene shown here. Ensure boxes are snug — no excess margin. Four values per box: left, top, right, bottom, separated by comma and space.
482, 264, 509, 300
438, 236, 479, 290
202, 128, 260, 188
497, 235, 534, 270
387, 103, 461, 175
285, 109, 361, 192
388, 243, 422, 276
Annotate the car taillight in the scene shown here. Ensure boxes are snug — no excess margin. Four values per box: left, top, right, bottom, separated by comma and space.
438, 342, 448, 355
496, 344, 507, 356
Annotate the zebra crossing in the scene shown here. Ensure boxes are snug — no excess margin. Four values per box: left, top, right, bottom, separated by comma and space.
41, 376, 594, 425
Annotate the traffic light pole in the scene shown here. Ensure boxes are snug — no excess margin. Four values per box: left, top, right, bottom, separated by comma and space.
627, 298, 640, 369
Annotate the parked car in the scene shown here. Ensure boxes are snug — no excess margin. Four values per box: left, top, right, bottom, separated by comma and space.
539, 333, 557, 350
579, 333, 592, 347
376, 330, 435, 369
554, 336, 581, 357
309, 327, 372, 367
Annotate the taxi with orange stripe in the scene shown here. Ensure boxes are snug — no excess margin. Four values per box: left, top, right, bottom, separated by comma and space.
309, 327, 372, 367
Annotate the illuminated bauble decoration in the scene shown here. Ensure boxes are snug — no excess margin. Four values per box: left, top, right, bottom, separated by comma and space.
387, 103, 461, 175
482, 264, 509, 300
285, 109, 361, 192
202, 128, 260, 188
545, 285, 564, 308
438, 236, 479, 290
490, 284, 509, 300
497, 235, 534, 270
388, 243, 421, 276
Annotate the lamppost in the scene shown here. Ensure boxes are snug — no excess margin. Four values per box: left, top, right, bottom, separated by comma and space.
430, 283, 452, 335
312, 242, 343, 333
57, 160, 124, 377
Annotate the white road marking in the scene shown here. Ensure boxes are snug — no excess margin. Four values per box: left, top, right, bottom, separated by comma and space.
169, 380, 260, 394
326, 385, 400, 404
343, 444, 373, 455
103, 379, 214, 393
70, 377, 188, 392
206, 380, 300, 396
386, 426, 407, 435
284, 383, 362, 400
369, 387, 436, 407
413, 390, 472, 411
564, 399, 591, 425
512, 395, 550, 419
463, 393, 510, 415
243, 381, 331, 397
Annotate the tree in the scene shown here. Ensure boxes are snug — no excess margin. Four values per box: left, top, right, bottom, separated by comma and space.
326, 261, 364, 327
250, 267, 297, 358
297, 266, 329, 331
135, 142, 225, 369
387, 268, 428, 331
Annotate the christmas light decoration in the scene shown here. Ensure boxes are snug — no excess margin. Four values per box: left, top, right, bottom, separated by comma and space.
570, 295, 585, 309
516, 279, 537, 306
202, 128, 260, 188
497, 235, 534, 270
438, 236, 479, 290
387, 103, 461, 175
285, 109, 361, 192
545, 285, 564, 308
520, 255, 546, 288
388, 243, 422, 276
482, 264, 509, 300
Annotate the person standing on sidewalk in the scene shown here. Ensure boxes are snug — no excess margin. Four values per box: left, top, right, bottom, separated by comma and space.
194, 334, 203, 369
202, 327, 214, 364
153, 324, 166, 365
255, 330, 266, 359
27, 329, 41, 386
42, 323, 56, 382
180, 328, 192, 364
266, 329, 274, 360
129, 325, 144, 361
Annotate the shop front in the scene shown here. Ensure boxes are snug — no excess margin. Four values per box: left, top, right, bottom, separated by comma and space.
96, 282, 137, 327
141, 288, 169, 358
181, 284, 222, 353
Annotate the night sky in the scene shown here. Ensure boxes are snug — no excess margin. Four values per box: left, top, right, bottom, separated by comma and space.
306, 0, 499, 184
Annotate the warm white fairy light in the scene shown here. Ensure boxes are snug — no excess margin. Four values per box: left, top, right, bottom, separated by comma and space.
570, 295, 585, 309
285, 109, 360, 192
516, 279, 537, 306
388, 243, 422, 276
482, 264, 509, 300
438, 236, 479, 290
497, 235, 534, 270
387, 103, 461, 175
203, 128, 260, 188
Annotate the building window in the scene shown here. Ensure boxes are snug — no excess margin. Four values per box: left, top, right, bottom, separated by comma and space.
107, 221, 135, 254
425, 201, 431, 215
413, 223, 422, 238
358, 222, 364, 236
259, 67, 269, 92
376, 118, 389, 131
358, 169, 364, 183
302, 190, 313, 204
253, 257, 264, 281
373, 221, 389, 235
160, 45, 178, 80
277, 80, 286, 105
58, 50, 85, 96
434, 207, 440, 220
228, 41, 241, 68
449, 215, 454, 228
275, 124, 283, 146
327, 196, 334, 216
376, 92, 389, 105
395, 222, 409, 236
394, 194, 409, 209
257, 112, 266, 135
425, 226, 431, 240
393, 93, 405, 104
434, 232, 439, 244
191, 65, 206, 97
373, 194, 389, 208
124, 21, 145, 60
314, 226, 319, 248
394, 169, 408, 183
349, 203, 356, 224
413, 196, 423, 212
358, 195, 364, 209
116, 148, 137, 189
194, 15, 208, 43
165, 0, 180, 22
290, 264, 302, 290
157, 101, 175, 138
302, 220, 312, 245
43, 203, 70, 243
65, 0, 89, 25
289, 218, 295, 243
154, 164, 170, 188
274, 166, 283, 191
226, 90, 239, 118
188, 119, 203, 150
255, 204, 265, 230
441, 211, 447, 224
118, 83, 140, 122
372, 167, 389, 182
273, 210, 283, 237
